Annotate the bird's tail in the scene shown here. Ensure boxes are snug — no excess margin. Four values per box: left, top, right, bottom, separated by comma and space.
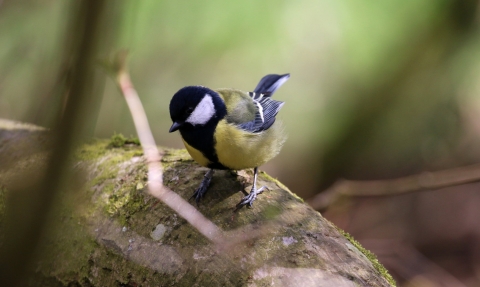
253, 74, 290, 96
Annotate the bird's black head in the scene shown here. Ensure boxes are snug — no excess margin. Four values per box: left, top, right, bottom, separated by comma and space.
169, 86, 226, 132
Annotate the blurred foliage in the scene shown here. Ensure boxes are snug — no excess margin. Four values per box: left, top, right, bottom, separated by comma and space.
1, 0, 480, 196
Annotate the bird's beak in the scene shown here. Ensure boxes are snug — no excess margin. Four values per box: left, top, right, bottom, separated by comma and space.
169, 121, 183, 133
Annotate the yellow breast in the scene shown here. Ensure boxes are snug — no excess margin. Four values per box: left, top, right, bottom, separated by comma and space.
213, 119, 286, 170
182, 139, 212, 167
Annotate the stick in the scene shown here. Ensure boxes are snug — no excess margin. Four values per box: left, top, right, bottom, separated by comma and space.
111, 51, 225, 245
308, 163, 480, 210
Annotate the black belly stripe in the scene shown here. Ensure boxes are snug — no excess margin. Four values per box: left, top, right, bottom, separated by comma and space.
208, 161, 228, 169
180, 122, 228, 170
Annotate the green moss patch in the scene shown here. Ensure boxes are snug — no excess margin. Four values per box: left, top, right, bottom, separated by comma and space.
108, 132, 140, 148
338, 228, 396, 286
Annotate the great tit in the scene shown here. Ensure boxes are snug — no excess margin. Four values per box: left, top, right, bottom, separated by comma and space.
169, 74, 289, 209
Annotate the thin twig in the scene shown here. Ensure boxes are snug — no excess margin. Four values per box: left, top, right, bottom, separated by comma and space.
308, 163, 480, 210
112, 52, 225, 245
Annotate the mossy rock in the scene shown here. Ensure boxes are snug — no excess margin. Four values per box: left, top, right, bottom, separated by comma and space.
0, 120, 395, 287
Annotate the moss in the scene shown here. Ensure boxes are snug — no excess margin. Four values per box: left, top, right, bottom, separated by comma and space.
85, 144, 147, 224
259, 171, 303, 203
161, 148, 193, 163
108, 132, 140, 148
75, 138, 110, 161
37, 213, 98, 285
33, 138, 157, 285
105, 178, 148, 227
338, 228, 396, 287
109, 132, 127, 147
263, 205, 282, 220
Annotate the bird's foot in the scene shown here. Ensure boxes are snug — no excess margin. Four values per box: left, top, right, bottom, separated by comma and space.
235, 186, 266, 211
191, 169, 214, 203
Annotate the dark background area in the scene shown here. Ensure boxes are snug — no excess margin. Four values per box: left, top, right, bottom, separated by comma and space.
2, 0, 480, 285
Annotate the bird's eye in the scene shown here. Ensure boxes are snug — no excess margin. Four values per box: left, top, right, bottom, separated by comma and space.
186, 107, 194, 114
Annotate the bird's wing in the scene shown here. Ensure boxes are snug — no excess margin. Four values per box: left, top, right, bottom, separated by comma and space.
238, 74, 289, 132
237, 93, 284, 133
217, 74, 289, 133
216, 89, 257, 125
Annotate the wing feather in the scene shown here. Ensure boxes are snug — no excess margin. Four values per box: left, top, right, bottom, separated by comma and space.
232, 74, 289, 133
238, 92, 285, 133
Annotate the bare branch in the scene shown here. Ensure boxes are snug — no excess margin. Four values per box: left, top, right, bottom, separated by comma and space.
308, 163, 480, 210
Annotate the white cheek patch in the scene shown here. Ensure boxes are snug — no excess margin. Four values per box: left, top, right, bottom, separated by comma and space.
186, 94, 216, 126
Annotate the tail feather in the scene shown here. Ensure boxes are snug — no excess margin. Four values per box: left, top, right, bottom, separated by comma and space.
253, 74, 290, 96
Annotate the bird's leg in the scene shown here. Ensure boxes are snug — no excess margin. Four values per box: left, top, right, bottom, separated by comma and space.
191, 169, 214, 203
235, 167, 266, 210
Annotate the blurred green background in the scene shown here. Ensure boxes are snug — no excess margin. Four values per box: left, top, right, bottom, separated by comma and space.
3, 0, 480, 285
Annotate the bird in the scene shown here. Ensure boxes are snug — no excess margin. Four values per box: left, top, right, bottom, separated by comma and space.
168, 74, 289, 209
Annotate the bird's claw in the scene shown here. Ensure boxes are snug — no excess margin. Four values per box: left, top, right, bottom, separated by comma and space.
191, 182, 209, 203
235, 186, 266, 211
190, 170, 214, 204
